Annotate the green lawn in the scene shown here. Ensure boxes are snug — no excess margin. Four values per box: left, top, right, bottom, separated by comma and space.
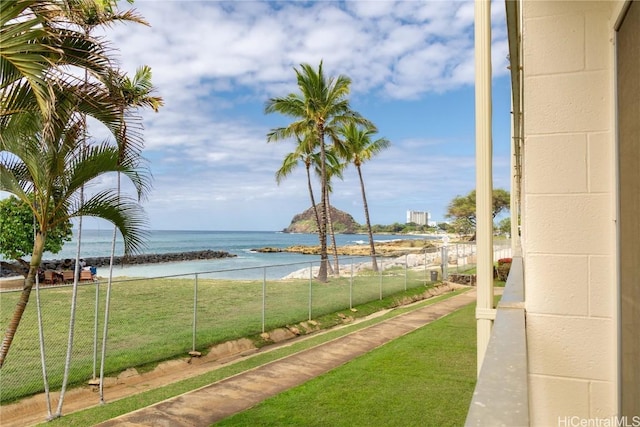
41, 289, 471, 426
0, 268, 434, 403
215, 300, 479, 427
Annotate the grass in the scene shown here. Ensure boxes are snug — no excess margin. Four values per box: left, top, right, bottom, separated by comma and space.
42, 288, 472, 426
0, 267, 436, 403
215, 296, 480, 426
457, 265, 507, 287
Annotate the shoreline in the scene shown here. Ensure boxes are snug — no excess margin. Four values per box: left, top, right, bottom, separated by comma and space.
0, 250, 236, 280
0, 238, 462, 286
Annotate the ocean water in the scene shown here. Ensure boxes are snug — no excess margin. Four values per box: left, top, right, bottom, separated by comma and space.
29, 230, 438, 280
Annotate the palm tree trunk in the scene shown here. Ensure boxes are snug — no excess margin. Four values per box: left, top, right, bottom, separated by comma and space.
357, 166, 378, 272
35, 258, 53, 419
305, 164, 321, 234
0, 232, 45, 368
100, 172, 121, 402
325, 194, 339, 275
56, 70, 90, 412
55, 218, 84, 416
317, 126, 328, 282
33, 217, 53, 418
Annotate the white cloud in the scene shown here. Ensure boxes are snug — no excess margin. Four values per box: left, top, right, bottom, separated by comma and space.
81, 0, 512, 230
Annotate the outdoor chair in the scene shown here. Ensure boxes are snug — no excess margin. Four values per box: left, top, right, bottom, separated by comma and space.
43, 270, 57, 285
62, 270, 74, 283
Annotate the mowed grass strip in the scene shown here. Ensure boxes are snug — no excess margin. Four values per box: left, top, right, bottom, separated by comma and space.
214, 301, 479, 427
39, 288, 470, 426
0, 269, 432, 403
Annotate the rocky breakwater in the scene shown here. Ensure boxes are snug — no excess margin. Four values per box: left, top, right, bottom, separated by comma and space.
253, 239, 436, 257
59, 250, 237, 269
1, 250, 236, 277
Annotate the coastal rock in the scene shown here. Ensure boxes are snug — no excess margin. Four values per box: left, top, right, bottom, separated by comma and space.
251, 247, 283, 253
0, 250, 236, 277
283, 204, 360, 234
79, 250, 237, 268
255, 239, 436, 257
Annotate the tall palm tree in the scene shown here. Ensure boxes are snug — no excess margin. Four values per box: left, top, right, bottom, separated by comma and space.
0, 108, 151, 368
313, 147, 346, 274
96, 65, 161, 403
65, 0, 148, 386
274, 135, 345, 273
337, 123, 390, 272
266, 61, 366, 282
52, 5, 152, 413
274, 133, 322, 234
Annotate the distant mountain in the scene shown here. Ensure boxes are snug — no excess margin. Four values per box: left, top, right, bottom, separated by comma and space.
283, 205, 360, 234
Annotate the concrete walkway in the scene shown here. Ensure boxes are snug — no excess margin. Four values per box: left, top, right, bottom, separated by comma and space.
96, 289, 477, 426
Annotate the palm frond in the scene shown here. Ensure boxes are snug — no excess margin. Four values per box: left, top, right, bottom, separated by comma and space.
70, 190, 149, 255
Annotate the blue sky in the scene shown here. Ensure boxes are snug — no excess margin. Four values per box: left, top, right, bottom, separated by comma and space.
16, 0, 515, 231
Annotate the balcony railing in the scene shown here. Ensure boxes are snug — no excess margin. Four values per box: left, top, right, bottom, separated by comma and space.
465, 256, 529, 426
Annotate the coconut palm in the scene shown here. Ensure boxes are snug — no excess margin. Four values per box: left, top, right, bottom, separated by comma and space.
273, 133, 345, 274
337, 123, 390, 272
313, 148, 346, 274
0, 83, 151, 368
274, 133, 322, 233
266, 61, 367, 281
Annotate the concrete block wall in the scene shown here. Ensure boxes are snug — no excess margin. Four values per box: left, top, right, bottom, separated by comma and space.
521, 1, 618, 425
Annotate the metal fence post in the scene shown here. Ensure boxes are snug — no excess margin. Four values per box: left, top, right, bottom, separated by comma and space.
424, 249, 428, 282
379, 259, 383, 300
92, 280, 100, 379
308, 262, 313, 321
404, 254, 408, 291
262, 267, 267, 333
192, 273, 198, 352
350, 260, 354, 309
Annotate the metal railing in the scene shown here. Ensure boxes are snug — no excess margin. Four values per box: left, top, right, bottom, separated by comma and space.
465, 256, 529, 426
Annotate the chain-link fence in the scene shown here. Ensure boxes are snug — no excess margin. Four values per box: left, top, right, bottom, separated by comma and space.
0, 242, 509, 409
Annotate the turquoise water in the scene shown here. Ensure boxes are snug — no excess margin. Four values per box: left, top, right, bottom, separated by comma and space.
30, 230, 438, 280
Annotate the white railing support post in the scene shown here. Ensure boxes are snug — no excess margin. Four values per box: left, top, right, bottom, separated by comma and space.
474, 0, 495, 375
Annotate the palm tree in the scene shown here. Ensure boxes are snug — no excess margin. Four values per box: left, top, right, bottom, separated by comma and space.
266, 61, 367, 281
274, 134, 344, 274
1, 7, 153, 418
65, 0, 149, 386
98, 65, 161, 403
313, 148, 346, 274
50, 5, 152, 414
274, 133, 322, 234
0, 0, 115, 140
0, 109, 151, 368
337, 123, 390, 272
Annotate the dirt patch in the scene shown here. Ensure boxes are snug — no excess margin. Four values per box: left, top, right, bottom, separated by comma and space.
0, 277, 24, 291
0, 337, 263, 427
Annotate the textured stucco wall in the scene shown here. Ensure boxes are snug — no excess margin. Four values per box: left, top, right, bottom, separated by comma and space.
521, 1, 618, 425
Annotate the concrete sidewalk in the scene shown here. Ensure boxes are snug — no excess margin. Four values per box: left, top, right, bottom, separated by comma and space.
96, 289, 477, 427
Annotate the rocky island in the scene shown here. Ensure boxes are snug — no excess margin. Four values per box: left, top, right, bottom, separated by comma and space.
282, 204, 360, 234
272, 205, 437, 256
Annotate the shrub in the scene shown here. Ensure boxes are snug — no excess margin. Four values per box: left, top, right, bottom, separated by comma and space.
496, 258, 512, 281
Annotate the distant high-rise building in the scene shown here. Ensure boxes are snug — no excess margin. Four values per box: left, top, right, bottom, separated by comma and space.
406, 210, 430, 226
